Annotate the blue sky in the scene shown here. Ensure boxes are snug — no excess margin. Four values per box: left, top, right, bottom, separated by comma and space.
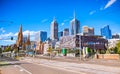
0, 0, 120, 45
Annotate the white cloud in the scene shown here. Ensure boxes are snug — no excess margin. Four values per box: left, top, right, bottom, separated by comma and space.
0, 32, 15, 41
0, 27, 5, 33
63, 19, 69, 22
41, 19, 48, 23
14, 32, 18, 36
3, 40, 16, 43
0, 32, 14, 38
61, 23, 65, 26
30, 36, 35, 41
0, 30, 39, 45
0, 30, 38, 40
100, 6, 104, 10
23, 30, 38, 36
104, 0, 116, 9
60, 19, 70, 26
89, 10, 96, 15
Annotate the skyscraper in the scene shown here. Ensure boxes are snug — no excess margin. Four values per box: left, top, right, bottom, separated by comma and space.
50, 17, 58, 40
70, 12, 80, 35
101, 25, 112, 39
63, 28, 69, 36
35, 31, 47, 42
82, 26, 94, 36
58, 31, 63, 40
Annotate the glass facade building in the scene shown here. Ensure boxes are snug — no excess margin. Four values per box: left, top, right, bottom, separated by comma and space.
70, 12, 80, 35
101, 25, 112, 39
35, 31, 47, 42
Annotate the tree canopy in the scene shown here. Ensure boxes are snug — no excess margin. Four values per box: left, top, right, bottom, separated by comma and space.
116, 40, 120, 54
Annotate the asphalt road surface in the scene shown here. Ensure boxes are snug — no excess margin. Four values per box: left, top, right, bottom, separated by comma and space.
1, 57, 120, 74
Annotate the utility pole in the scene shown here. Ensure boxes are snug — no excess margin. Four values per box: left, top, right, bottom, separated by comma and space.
79, 35, 82, 61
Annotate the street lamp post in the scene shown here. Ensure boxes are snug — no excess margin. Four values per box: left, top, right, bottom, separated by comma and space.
79, 35, 82, 61
94, 43, 96, 53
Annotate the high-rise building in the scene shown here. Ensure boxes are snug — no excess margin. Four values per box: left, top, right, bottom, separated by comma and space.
101, 25, 112, 39
82, 26, 94, 36
63, 28, 69, 36
58, 31, 63, 40
35, 31, 47, 42
112, 34, 120, 39
50, 17, 58, 40
70, 12, 80, 35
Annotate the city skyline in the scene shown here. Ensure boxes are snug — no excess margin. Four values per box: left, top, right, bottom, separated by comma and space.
0, 0, 120, 45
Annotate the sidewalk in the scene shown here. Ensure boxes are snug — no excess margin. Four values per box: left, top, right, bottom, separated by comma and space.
35, 55, 120, 67
0, 55, 19, 67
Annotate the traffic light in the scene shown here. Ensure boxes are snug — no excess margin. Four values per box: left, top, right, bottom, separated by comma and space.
11, 37, 13, 40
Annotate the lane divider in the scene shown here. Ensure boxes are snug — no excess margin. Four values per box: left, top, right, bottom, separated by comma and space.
22, 59, 86, 74
14, 65, 32, 74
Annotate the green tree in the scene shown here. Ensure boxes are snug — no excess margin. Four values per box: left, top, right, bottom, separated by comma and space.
116, 41, 120, 54
3, 46, 11, 52
0, 48, 2, 53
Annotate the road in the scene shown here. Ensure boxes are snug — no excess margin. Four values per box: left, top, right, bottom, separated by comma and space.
0, 56, 120, 74
0, 56, 84, 74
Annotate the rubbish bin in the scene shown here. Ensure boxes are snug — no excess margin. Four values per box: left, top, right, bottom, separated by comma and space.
62, 48, 67, 56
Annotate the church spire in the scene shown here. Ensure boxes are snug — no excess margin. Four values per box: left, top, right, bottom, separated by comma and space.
26, 32, 31, 45
20, 24, 22, 33
16, 24, 23, 47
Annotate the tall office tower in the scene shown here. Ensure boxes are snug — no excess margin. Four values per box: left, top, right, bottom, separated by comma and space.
101, 25, 112, 39
82, 26, 94, 36
63, 28, 69, 36
50, 17, 58, 40
70, 12, 80, 35
35, 31, 47, 42
58, 31, 63, 40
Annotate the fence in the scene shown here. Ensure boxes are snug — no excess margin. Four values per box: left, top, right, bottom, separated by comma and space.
95, 54, 120, 60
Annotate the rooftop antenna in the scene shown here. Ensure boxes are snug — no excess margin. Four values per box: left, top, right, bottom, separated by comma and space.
74, 10, 76, 19
53, 16, 56, 21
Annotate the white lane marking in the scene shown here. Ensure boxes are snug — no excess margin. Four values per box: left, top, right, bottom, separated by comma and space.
22, 58, 120, 74
24, 60, 86, 74
14, 65, 17, 67
14, 65, 32, 74
20, 69, 24, 72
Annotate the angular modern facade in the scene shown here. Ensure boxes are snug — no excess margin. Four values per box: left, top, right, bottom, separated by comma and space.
60, 35, 108, 50
35, 31, 47, 42
101, 25, 112, 39
70, 12, 80, 35
82, 26, 94, 36
50, 18, 58, 40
